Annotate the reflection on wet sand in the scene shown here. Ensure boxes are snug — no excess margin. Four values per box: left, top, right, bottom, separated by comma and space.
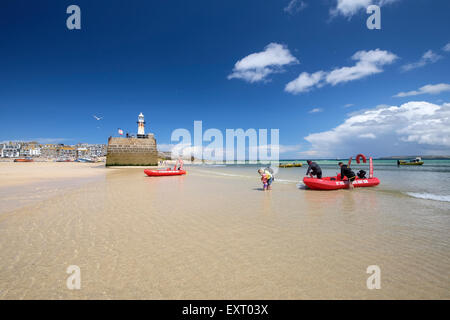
0, 165, 448, 299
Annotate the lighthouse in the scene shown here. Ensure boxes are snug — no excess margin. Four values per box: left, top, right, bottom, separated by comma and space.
137, 112, 146, 138
106, 112, 157, 166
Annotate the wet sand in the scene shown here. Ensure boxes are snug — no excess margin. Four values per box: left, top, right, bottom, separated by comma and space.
0, 162, 107, 214
0, 164, 449, 299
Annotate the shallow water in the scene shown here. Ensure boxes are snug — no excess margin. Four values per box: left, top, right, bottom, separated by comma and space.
207, 160, 450, 204
0, 164, 449, 299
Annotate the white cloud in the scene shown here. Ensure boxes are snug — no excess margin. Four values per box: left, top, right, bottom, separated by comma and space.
344, 104, 354, 108
303, 101, 450, 157
358, 133, 376, 139
327, 49, 398, 85
309, 108, 323, 113
394, 83, 450, 97
251, 144, 302, 154
331, 0, 399, 17
158, 142, 301, 160
228, 43, 299, 83
284, 0, 308, 15
285, 71, 326, 93
279, 144, 302, 153
443, 43, 450, 52
157, 143, 177, 152
401, 50, 442, 72
285, 49, 397, 94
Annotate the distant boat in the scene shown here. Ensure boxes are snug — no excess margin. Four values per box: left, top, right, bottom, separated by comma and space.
14, 158, 34, 162
56, 158, 73, 162
279, 163, 303, 168
76, 157, 96, 163
398, 157, 424, 166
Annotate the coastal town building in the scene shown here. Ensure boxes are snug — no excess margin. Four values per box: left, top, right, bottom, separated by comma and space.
106, 113, 158, 166
1, 142, 107, 160
40, 144, 58, 159
87, 144, 107, 158
1, 143, 21, 158
58, 145, 77, 158
19, 142, 40, 157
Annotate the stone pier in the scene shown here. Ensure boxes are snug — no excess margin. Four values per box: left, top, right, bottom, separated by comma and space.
106, 135, 158, 166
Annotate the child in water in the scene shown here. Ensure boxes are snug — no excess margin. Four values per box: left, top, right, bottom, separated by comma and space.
258, 169, 272, 191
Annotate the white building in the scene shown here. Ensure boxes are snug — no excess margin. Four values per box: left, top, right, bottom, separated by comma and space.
1, 144, 21, 158
20, 143, 41, 157
28, 148, 41, 157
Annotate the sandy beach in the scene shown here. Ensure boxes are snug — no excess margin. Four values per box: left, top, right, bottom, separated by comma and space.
0, 162, 449, 299
0, 162, 106, 188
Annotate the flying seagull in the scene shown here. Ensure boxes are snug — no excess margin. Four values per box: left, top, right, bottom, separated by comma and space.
93, 115, 103, 121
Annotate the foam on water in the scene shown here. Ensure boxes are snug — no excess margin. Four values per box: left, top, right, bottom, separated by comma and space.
405, 192, 450, 202
195, 169, 245, 178
274, 178, 299, 184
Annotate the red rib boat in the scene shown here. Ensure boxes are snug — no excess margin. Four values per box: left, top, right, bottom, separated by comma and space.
303, 154, 380, 190
303, 176, 380, 190
144, 159, 186, 177
144, 169, 186, 177
14, 158, 34, 162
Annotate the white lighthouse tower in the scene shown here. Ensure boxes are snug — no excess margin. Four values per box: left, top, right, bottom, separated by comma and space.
137, 112, 146, 138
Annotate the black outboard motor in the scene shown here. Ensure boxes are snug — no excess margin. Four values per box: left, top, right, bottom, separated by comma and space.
357, 170, 367, 179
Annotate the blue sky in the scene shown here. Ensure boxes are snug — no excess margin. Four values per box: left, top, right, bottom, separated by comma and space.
0, 0, 449, 158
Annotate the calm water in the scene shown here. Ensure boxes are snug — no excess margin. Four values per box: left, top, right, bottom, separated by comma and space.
1, 162, 449, 299
196, 159, 450, 204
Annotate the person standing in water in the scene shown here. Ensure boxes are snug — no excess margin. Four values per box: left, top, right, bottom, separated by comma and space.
258, 168, 273, 191
305, 160, 322, 179
338, 162, 356, 190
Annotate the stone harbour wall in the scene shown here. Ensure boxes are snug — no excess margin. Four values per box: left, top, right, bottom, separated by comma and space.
106, 136, 158, 166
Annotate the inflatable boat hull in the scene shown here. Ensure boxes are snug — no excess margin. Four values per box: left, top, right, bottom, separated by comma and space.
144, 169, 186, 177
303, 176, 380, 190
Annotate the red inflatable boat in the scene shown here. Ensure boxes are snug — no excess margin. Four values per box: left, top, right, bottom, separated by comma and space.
144, 169, 186, 177
303, 154, 380, 190
144, 158, 186, 177
303, 176, 380, 190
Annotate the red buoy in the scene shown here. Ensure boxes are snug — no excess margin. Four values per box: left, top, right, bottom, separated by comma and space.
356, 154, 367, 164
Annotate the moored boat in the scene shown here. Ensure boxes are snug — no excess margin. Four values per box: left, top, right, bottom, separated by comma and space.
303, 153, 380, 190
279, 163, 303, 168
145, 158, 186, 177
14, 158, 34, 162
144, 169, 186, 176
76, 157, 96, 163
398, 157, 424, 166
303, 176, 380, 190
